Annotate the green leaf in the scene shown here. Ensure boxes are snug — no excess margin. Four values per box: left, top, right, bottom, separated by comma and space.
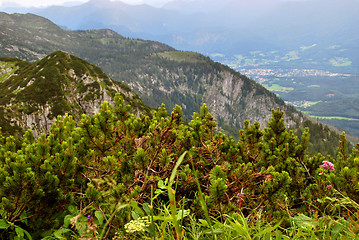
176, 209, 190, 220
95, 210, 104, 225
253, 220, 282, 238
275, 229, 283, 240
293, 214, 315, 229
63, 215, 73, 228
77, 222, 87, 236
15, 226, 24, 239
0, 219, 10, 229
19, 211, 29, 225
198, 219, 208, 227
130, 201, 144, 219
169, 151, 187, 185
24, 230, 32, 240
154, 188, 165, 196
158, 179, 167, 190
227, 219, 251, 239
203, 229, 223, 234
53, 228, 71, 239
331, 223, 344, 238
131, 211, 140, 220
143, 202, 151, 216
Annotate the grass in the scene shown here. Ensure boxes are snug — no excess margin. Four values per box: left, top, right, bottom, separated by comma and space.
283, 51, 300, 61
330, 57, 352, 67
263, 83, 294, 93
158, 51, 205, 63
52, 180, 359, 239
300, 101, 322, 108
0, 61, 19, 82
302, 112, 359, 121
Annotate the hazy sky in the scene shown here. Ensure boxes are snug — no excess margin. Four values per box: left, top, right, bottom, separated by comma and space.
0, 0, 171, 8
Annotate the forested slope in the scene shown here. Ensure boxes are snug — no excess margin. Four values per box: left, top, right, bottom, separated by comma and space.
0, 12, 352, 155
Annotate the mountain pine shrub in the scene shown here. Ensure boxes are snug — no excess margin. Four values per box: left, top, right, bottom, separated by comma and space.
0, 93, 358, 238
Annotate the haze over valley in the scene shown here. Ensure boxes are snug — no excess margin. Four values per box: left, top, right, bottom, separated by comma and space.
0, 0, 359, 136
1, 0, 358, 137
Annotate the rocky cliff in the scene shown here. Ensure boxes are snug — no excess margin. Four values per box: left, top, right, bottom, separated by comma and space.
0, 51, 150, 137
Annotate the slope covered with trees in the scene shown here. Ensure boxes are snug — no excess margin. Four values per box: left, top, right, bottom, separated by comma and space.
0, 51, 150, 138
0, 95, 358, 239
0, 12, 293, 130
0, 13, 351, 156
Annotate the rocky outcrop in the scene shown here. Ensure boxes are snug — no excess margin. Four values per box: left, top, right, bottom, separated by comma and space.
0, 51, 150, 137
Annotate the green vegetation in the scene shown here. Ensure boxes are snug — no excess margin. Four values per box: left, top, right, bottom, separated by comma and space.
296, 101, 322, 108
306, 115, 359, 121
0, 12, 325, 144
262, 83, 294, 93
0, 62, 18, 82
283, 51, 300, 61
158, 51, 208, 63
0, 51, 348, 157
0, 13, 356, 155
0, 51, 151, 136
0, 95, 358, 239
330, 57, 352, 67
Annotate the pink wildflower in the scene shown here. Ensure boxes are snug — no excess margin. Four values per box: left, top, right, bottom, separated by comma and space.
326, 185, 333, 189
236, 192, 244, 198
237, 192, 245, 209
321, 161, 335, 171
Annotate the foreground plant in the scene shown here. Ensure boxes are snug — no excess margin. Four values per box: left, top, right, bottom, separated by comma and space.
0, 94, 358, 239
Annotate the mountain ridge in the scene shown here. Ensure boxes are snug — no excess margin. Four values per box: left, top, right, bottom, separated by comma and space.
0, 12, 355, 155
0, 50, 150, 137
10, 0, 355, 74
0, 11, 290, 129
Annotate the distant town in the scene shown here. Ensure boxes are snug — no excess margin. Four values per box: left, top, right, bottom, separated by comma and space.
237, 68, 352, 84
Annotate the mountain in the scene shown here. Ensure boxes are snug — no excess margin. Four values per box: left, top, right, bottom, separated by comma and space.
4, 0, 358, 137
20, 0, 359, 74
0, 12, 353, 155
0, 12, 290, 129
0, 51, 150, 137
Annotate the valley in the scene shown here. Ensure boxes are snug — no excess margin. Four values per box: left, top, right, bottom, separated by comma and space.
212, 51, 359, 137
2, 0, 358, 138
0, 2, 359, 238
1, 12, 353, 156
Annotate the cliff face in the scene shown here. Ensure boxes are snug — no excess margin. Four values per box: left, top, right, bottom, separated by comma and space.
0, 51, 150, 137
130, 52, 301, 135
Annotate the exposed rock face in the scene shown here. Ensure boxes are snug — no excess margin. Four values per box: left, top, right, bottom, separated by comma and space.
132, 56, 300, 134
19, 106, 53, 137
0, 51, 150, 137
